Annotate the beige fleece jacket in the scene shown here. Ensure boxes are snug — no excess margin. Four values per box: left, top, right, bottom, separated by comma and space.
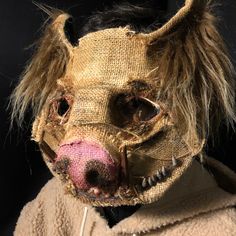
14, 158, 236, 236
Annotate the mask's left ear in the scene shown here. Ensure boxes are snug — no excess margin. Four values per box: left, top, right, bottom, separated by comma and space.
138, 0, 208, 43
10, 12, 74, 126
134, 0, 235, 144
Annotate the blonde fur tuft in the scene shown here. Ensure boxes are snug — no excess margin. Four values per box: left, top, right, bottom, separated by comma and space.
10, 9, 70, 127
155, 4, 235, 141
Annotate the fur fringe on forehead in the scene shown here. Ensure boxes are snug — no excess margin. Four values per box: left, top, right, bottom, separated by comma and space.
10, 9, 71, 126
155, 4, 236, 140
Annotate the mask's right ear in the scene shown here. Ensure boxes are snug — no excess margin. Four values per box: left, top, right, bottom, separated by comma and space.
10, 12, 74, 126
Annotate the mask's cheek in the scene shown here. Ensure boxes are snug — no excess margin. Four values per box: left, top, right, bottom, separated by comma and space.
32, 107, 67, 164
32, 91, 74, 159
128, 126, 200, 184
35, 121, 67, 180
32, 108, 50, 144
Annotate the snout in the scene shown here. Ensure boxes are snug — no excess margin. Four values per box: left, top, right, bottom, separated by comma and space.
55, 141, 118, 193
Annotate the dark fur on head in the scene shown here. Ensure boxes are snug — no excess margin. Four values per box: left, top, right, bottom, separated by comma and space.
80, 1, 167, 36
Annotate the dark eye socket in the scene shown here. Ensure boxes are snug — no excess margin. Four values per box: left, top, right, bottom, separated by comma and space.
48, 95, 72, 125
116, 94, 161, 123
134, 98, 160, 121
58, 98, 70, 116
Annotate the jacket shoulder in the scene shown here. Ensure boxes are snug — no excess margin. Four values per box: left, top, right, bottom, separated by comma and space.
14, 178, 57, 235
159, 207, 236, 236
14, 178, 85, 236
189, 207, 236, 236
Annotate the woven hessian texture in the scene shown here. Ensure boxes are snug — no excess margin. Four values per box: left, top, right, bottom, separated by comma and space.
31, 0, 210, 206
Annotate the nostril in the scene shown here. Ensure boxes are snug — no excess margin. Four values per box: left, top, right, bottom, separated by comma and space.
85, 169, 100, 186
84, 160, 116, 189
53, 158, 70, 175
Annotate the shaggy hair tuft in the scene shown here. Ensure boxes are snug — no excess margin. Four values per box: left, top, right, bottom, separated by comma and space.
10, 9, 70, 127
155, 5, 236, 141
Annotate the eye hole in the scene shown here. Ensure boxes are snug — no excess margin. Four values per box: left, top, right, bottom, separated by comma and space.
48, 95, 72, 125
116, 94, 161, 124
58, 98, 70, 116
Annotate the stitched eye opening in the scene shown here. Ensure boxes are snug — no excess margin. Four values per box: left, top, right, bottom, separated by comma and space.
58, 98, 70, 116
48, 95, 73, 125
114, 94, 161, 125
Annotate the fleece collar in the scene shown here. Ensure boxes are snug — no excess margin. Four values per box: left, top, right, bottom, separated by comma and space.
84, 158, 236, 235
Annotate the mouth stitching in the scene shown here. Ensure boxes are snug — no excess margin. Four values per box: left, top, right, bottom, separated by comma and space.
57, 151, 182, 201
41, 132, 183, 203
136, 156, 181, 190
70, 184, 121, 201
62, 156, 182, 204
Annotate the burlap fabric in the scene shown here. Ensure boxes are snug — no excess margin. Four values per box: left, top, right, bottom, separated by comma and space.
24, 0, 231, 206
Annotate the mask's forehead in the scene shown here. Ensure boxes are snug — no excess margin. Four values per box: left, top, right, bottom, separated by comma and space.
68, 27, 159, 89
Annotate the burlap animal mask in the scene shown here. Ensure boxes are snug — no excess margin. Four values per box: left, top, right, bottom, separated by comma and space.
11, 0, 236, 206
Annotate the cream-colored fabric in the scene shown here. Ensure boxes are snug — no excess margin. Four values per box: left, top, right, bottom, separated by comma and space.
14, 157, 236, 236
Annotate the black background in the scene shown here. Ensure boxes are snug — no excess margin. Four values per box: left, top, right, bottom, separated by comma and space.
0, 1, 235, 235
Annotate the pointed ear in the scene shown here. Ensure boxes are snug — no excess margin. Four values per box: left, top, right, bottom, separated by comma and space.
136, 0, 208, 43
150, 2, 236, 141
10, 12, 74, 126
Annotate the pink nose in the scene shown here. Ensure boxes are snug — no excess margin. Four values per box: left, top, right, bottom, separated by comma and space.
55, 141, 118, 191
